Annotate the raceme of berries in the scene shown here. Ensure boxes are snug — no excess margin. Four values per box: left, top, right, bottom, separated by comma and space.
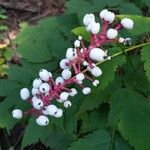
12, 9, 134, 126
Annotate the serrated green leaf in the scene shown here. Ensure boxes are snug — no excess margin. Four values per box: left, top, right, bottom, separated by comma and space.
69, 129, 111, 150
108, 89, 150, 150
0, 79, 21, 96
98, 55, 126, 89
141, 45, 150, 82
8, 65, 31, 85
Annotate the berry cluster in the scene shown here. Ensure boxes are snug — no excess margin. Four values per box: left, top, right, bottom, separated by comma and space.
12, 9, 134, 126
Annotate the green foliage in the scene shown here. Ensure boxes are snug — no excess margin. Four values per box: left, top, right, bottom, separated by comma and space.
0, 1, 149, 150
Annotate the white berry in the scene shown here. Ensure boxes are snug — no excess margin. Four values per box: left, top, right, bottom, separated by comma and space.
74, 40, 80, 47
20, 88, 30, 100
59, 59, 70, 69
39, 69, 50, 82
55, 77, 64, 85
54, 109, 63, 118
61, 69, 72, 80
12, 109, 23, 119
91, 66, 102, 77
107, 28, 118, 39
46, 105, 58, 116
89, 48, 107, 62
33, 98, 43, 110
91, 22, 100, 34
36, 115, 49, 126
32, 78, 42, 88
93, 80, 100, 86
121, 18, 134, 29
39, 83, 50, 93
82, 87, 91, 95
76, 73, 85, 81
104, 11, 115, 23
83, 14, 95, 26
64, 101, 72, 108
78, 35, 82, 40
99, 9, 108, 19
83, 61, 88, 66
119, 37, 125, 43
69, 88, 77, 97
59, 92, 69, 101
66, 48, 77, 61
31, 88, 40, 96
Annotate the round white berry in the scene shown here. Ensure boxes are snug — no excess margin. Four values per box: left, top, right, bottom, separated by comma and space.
59, 92, 69, 101
76, 73, 85, 81
56, 99, 64, 103
83, 61, 88, 66
104, 11, 115, 23
39, 69, 50, 82
89, 48, 107, 62
54, 109, 63, 118
36, 115, 49, 126
99, 9, 108, 19
91, 22, 100, 34
83, 14, 95, 26
33, 98, 43, 110
61, 69, 72, 80
55, 77, 64, 85
42, 106, 49, 115
59, 59, 70, 69
32, 96, 38, 102
107, 56, 111, 60
20, 88, 30, 100
93, 80, 100, 86
64, 101, 72, 108
91, 66, 102, 77
74, 40, 80, 47
78, 35, 82, 40
46, 105, 58, 116
31, 88, 40, 96
119, 37, 125, 43
82, 87, 91, 95
107, 28, 118, 39
69, 88, 77, 97
121, 18, 134, 29
66, 48, 77, 61
32, 78, 42, 88
12, 109, 23, 119
39, 83, 50, 93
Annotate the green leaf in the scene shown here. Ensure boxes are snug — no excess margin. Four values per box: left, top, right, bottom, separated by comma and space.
8, 65, 31, 85
0, 79, 21, 96
98, 54, 126, 89
108, 89, 150, 150
72, 26, 90, 42
69, 129, 111, 150
16, 14, 79, 62
141, 45, 150, 82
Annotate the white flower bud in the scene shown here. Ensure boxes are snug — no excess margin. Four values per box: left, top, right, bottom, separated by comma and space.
61, 69, 72, 80
46, 105, 58, 116
78, 35, 82, 40
33, 98, 43, 110
66, 48, 77, 61
121, 18, 134, 29
69, 88, 77, 97
89, 48, 107, 62
59, 92, 69, 101
107, 28, 118, 39
32, 78, 42, 88
31, 88, 40, 96
76, 73, 85, 81
20, 88, 30, 100
74, 40, 80, 47
83, 14, 95, 26
12, 109, 23, 119
39, 69, 50, 82
82, 87, 91, 95
104, 11, 115, 23
119, 37, 125, 43
83, 61, 88, 66
99, 9, 108, 19
91, 66, 102, 77
36, 115, 49, 126
55, 77, 64, 85
93, 80, 100, 86
64, 101, 72, 108
59, 59, 70, 69
54, 109, 63, 118
39, 83, 50, 93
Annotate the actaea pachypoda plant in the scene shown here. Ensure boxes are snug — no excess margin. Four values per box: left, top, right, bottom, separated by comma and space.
12, 9, 134, 126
